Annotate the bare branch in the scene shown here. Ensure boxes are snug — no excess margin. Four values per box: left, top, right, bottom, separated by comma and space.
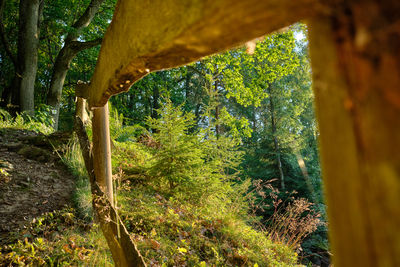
66, 0, 105, 42
69, 37, 102, 53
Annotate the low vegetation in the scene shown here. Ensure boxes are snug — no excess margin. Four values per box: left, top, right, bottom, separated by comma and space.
0, 103, 322, 266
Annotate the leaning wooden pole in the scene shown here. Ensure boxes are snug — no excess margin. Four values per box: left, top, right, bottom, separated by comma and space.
307, 3, 400, 266
75, 98, 146, 266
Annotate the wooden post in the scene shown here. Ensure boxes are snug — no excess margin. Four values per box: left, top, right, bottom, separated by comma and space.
92, 102, 113, 203
75, 116, 146, 267
75, 97, 88, 125
308, 2, 400, 266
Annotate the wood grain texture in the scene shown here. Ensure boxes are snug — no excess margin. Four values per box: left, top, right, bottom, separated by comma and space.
92, 103, 114, 202
308, 1, 400, 265
87, 0, 321, 107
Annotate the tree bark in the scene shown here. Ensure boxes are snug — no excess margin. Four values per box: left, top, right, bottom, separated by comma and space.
17, 0, 42, 114
75, 97, 89, 125
267, 86, 285, 190
0, 0, 42, 113
47, 0, 104, 129
308, 2, 400, 265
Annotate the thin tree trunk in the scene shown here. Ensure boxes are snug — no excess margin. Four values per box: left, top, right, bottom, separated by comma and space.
252, 106, 257, 132
151, 85, 159, 120
267, 86, 285, 190
214, 80, 221, 138
295, 151, 315, 202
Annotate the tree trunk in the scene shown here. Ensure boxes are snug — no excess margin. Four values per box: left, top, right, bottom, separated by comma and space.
0, 0, 42, 114
47, 49, 69, 128
267, 86, 285, 190
308, 2, 400, 265
47, 39, 100, 129
214, 80, 221, 138
150, 85, 159, 120
0, 0, 17, 109
1, 76, 21, 113
47, 0, 104, 129
17, 0, 43, 114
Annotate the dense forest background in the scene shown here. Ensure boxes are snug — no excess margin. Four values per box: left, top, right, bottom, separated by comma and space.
0, 0, 329, 265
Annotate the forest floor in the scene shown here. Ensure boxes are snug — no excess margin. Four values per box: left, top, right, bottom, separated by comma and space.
0, 127, 328, 266
0, 128, 74, 244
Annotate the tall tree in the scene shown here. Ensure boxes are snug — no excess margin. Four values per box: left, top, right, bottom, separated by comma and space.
0, 0, 43, 114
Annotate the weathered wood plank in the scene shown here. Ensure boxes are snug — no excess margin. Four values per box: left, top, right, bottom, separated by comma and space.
87, 0, 321, 107
308, 1, 400, 265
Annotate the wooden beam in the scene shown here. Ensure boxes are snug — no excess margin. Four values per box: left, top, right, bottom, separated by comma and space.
87, 0, 322, 107
92, 103, 113, 202
308, 1, 400, 265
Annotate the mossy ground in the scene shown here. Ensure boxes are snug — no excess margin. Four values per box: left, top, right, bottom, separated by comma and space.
0, 127, 301, 266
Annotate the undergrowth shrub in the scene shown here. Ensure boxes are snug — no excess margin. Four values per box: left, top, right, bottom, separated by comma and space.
267, 197, 322, 249
112, 99, 301, 266
0, 106, 54, 134
0, 208, 112, 266
62, 135, 93, 220
246, 178, 323, 253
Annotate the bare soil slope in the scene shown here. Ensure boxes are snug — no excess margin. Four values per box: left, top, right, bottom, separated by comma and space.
0, 128, 74, 244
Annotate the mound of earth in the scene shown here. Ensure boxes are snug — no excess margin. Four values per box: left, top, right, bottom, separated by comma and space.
0, 128, 75, 244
